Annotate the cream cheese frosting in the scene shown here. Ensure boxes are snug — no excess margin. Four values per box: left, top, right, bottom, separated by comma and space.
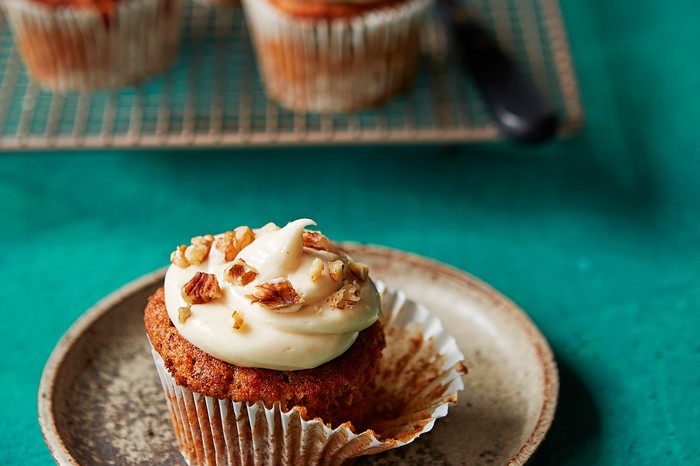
164, 219, 381, 371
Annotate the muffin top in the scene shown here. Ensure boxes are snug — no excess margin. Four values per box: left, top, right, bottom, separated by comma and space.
268, 0, 409, 19
28, 0, 120, 14
165, 219, 381, 371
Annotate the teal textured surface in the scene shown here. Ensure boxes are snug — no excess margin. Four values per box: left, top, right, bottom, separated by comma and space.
2, 0, 700, 465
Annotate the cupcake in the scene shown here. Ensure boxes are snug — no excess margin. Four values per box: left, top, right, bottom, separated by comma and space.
1, 0, 183, 91
145, 219, 465, 465
241, 0, 432, 112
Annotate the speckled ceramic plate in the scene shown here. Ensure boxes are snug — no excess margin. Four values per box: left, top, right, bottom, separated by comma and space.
39, 244, 558, 466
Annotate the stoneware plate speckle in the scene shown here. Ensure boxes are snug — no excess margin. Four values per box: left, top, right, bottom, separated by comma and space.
39, 244, 558, 465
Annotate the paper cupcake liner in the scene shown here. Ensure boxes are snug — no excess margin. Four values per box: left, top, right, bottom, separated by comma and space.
1, 0, 183, 91
241, 0, 432, 112
150, 283, 465, 465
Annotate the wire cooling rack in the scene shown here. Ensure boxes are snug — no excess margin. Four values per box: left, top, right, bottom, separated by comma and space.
0, 0, 582, 149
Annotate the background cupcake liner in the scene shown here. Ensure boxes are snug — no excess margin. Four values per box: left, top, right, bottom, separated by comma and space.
241, 0, 433, 113
150, 283, 465, 466
1, 0, 183, 91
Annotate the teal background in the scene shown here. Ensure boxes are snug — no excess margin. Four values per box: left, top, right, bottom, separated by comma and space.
2, 0, 700, 464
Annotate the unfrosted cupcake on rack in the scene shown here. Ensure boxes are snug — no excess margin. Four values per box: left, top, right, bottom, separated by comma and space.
1, 0, 184, 91
241, 0, 432, 112
144, 218, 466, 465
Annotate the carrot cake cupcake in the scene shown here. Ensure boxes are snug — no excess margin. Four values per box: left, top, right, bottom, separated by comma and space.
241, 0, 432, 112
1, 0, 183, 91
145, 219, 465, 465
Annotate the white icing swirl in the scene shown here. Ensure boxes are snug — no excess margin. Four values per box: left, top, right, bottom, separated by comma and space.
164, 219, 381, 371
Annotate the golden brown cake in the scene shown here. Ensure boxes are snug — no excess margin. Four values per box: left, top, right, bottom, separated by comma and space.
2, 0, 182, 91
145, 287, 385, 428
241, 0, 432, 112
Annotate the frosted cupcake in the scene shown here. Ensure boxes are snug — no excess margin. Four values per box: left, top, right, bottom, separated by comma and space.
145, 219, 465, 465
1, 0, 183, 91
241, 0, 432, 112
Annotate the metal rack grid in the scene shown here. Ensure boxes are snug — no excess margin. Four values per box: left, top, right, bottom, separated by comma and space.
0, 0, 582, 150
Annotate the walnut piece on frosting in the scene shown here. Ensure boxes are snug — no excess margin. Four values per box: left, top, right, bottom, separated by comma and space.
348, 262, 369, 282
247, 279, 304, 310
178, 305, 192, 324
302, 230, 339, 254
215, 226, 255, 261
185, 234, 215, 265
231, 311, 245, 330
170, 245, 190, 268
170, 234, 215, 268
259, 222, 280, 233
328, 260, 345, 283
225, 259, 258, 286
309, 258, 324, 282
182, 272, 223, 305
328, 284, 362, 310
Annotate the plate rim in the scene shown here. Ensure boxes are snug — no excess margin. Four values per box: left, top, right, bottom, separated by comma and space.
38, 243, 559, 465
38, 267, 166, 466
342, 243, 560, 466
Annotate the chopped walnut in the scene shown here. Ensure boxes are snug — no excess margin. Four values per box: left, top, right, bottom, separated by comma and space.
302, 231, 339, 254
185, 234, 215, 265
328, 284, 362, 310
178, 305, 192, 324
215, 226, 255, 261
328, 260, 345, 283
181, 272, 223, 305
247, 279, 304, 310
309, 258, 324, 282
348, 262, 369, 282
259, 222, 280, 233
225, 259, 258, 286
232, 311, 245, 330
170, 245, 190, 268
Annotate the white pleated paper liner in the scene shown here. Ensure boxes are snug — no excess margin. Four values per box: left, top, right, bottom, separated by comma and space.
1, 0, 183, 91
150, 282, 465, 466
241, 0, 433, 113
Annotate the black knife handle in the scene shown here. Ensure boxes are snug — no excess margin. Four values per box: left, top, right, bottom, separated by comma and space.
438, 5, 559, 143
